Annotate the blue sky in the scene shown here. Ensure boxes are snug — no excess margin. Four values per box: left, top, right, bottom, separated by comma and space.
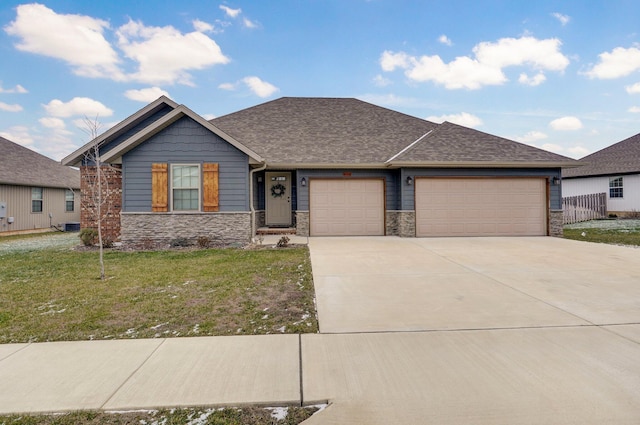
1, 1, 640, 160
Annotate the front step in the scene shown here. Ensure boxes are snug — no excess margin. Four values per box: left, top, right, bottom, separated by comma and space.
256, 227, 297, 235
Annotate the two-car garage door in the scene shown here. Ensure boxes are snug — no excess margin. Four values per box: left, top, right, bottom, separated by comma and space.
308, 177, 547, 237
415, 178, 547, 237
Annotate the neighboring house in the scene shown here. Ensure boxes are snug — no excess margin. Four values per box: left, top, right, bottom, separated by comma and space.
0, 136, 80, 235
61, 96, 576, 248
562, 132, 640, 216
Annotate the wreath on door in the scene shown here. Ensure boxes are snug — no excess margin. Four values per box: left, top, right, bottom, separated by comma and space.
271, 183, 286, 198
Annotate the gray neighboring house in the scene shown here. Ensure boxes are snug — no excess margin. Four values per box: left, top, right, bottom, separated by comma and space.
563, 132, 640, 216
0, 136, 80, 235
62, 96, 577, 248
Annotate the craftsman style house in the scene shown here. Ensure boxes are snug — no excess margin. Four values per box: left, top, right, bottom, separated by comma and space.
62, 96, 576, 248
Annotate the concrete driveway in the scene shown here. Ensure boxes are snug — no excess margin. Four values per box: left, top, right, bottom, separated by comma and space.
309, 236, 640, 333
304, 236, 640, 424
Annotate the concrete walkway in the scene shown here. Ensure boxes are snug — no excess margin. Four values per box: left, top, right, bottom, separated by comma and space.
1, 236, 640, 424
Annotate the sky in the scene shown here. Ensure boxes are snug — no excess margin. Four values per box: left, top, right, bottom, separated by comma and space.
1, 1, 640, 161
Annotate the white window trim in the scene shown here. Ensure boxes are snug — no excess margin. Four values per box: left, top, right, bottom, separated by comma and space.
170, 163, 201, 211
65, 189, 75, 213
32, 187, 43, 213
609, 176, 623, 199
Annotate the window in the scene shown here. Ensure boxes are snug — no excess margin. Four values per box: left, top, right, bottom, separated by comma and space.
65, 189, 75, 212
609, 177, 623, 198
172, 164, 200, 210
32, 187, 43, 213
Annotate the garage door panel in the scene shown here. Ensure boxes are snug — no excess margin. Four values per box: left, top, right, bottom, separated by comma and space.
310, 179, 385, 236
416, 178, 546, 237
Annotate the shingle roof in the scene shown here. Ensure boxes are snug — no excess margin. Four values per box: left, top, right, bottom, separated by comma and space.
0, 136, 80, 188
394, 121, 575, 164
212, 97, 576, 167
562, 132, 640, 178
212, 97, 438, 165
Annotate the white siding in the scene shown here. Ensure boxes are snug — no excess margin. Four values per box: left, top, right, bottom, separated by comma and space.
562, 174, 640, 212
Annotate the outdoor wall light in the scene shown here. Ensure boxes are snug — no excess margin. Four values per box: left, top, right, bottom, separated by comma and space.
406, 176, 413, 185
552, 176, 560, 185
300, 177, 307, 187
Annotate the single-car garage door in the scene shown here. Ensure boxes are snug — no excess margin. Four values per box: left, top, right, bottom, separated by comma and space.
415, 178, 547, 237
310, 179, 385, 236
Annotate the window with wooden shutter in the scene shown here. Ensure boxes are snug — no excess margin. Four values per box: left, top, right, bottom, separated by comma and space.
203, 163, 219, 212
152, 163, 168, 212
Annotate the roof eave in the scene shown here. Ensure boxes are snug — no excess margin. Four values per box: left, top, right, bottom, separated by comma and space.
101, 105, 264, 164
389, 160, 581, 168
61, 96, 179, 167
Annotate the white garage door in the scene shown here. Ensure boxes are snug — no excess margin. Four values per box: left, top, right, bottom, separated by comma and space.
415, 178, 547, 237
310, 179, 385, 236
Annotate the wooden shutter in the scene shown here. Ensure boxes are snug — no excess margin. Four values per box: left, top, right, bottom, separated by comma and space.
151, 163, 168, 212
203, 163, 219, 212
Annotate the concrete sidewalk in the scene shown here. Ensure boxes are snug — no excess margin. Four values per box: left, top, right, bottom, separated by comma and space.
0, 335, 301, 414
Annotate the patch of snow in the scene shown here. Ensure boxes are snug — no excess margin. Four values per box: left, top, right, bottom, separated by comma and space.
565, 219, 640, 230
0, 232, 78, 255
262, 314, 269, 319
267, 406, 288, 421
191, 324, 200, 334
150, 322, 168, 330
277, 326, 286, 333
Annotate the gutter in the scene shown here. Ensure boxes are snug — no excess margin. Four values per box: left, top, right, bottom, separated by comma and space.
249, 162, 267, 242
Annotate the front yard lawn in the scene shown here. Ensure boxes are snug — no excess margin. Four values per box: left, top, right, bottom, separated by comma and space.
0, 239, 317, 343
563, 219, 640, 247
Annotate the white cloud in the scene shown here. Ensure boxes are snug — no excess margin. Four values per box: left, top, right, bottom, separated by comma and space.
567, 146, 591, 157
124, 87, 170, 102
626, 82, 640, 94
202, 113, 216, 120
0, 102, 23, 112
243, 18, 258, 28
426, 112, 483, 128
5, 3, 123, 80
381, 36, 569, 90
116, 20, 230, 86
551, 12, 570, 26
192, 19, 214, 33
220, 5, 242, 18
218, 82, 237, 91
0, 83, 28, 94
584, 46, 640, 79
380, 51, 411, 72
43, 97, 114, 118
628, 106, 640, 113
0, 126, 34, 147
438, 34, 452, 46
514, 130, 548, 143
242, 76, 278, 97
518, 72, 546, 86
372, 74, 392, 87
39, 117, 66, 129
549, 116, 583, 130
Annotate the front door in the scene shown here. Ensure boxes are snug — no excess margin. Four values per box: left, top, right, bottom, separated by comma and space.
266, 172, 292, 226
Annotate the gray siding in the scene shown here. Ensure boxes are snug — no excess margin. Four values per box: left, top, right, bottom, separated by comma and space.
122, 116, 249, 212
296, 169, 400, 211
400, 168, 562, 210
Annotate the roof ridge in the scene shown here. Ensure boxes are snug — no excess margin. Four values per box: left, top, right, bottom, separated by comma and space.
385, 128, 437, 163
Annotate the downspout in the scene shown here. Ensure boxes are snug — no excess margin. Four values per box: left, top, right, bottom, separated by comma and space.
249, 162, 267, 242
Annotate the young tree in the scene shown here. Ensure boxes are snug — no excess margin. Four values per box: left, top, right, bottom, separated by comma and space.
80, 116, 112, 280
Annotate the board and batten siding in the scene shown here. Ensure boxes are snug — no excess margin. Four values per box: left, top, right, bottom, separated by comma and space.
0, 184, 80, 233
399, 168, 562, 211
563, 174, 640, 212
122, 116, 250, 212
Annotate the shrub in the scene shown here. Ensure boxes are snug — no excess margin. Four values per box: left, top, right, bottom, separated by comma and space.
197, 236, 211, 248
170, 237, 191, 248
79, 228, 98, 246
276, 236, 290, 248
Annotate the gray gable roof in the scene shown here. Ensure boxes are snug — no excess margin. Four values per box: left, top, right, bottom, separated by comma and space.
213, 97, 576, 168
563, 132, 640, 178
393, 121, 575, 165
0, 136, 79, 189
212, 97, 438, 166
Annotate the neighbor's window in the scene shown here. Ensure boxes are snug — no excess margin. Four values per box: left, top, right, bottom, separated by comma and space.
32, 187, 43, 213
609, 177, 623, 198
65, 189, 75, 212
172, 164, 200, 211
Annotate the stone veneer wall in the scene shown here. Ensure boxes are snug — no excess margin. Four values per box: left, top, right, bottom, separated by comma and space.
386, 210, 415, 237
121, 212, 251, 248
255, 210, 265, 228
80, 165, 122, 242
549, 209, 563, 237
295, 211, 309, 236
